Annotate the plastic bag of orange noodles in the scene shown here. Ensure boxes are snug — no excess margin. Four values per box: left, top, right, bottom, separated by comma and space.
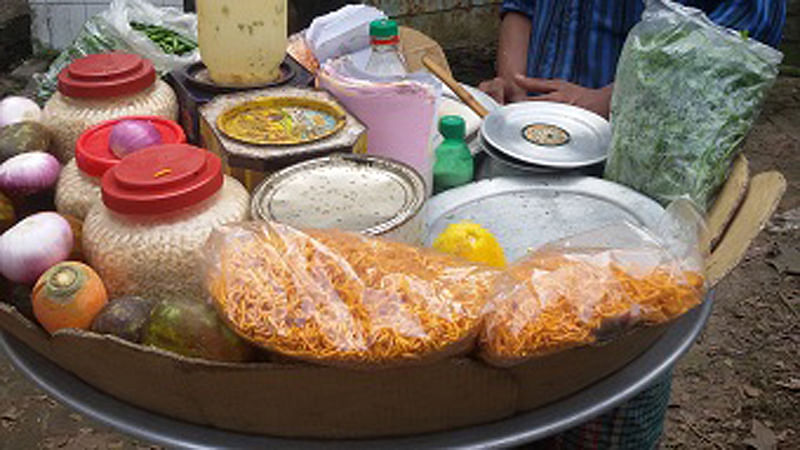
205, 221, 499, 369
479, 200, 708, 368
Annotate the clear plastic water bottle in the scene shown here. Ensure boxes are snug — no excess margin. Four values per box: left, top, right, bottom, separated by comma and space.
364, 19, 408, 78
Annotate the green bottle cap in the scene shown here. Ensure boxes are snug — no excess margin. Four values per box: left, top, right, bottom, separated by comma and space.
370, 19, 399, 39
439, 115, 466, 140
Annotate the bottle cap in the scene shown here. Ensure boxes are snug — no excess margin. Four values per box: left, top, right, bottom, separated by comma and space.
101, 144, 223, 215
439, 115, 466, 140
76, 116, 187, 178
370, 19, 399, 41
58, 53, 156, 99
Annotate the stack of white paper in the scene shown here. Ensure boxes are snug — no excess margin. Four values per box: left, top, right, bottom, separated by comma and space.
306, 5, 386, 64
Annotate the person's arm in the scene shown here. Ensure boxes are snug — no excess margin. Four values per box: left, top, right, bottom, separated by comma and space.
514, 76, 615, 119
479, 4, 534, 104
494, 12, 532, 102
480, 3, 613, 115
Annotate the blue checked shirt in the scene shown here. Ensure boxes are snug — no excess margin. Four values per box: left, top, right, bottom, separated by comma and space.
503, 0, 786, 88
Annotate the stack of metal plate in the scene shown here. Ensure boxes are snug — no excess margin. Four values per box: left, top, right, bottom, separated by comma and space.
480, 102, 611, 173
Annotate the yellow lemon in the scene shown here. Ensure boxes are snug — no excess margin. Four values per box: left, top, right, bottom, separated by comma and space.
433, 222, 507, 268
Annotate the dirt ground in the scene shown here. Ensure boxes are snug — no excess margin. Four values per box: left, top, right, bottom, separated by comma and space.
661, 77, 800, 450
0, 60, 798, 448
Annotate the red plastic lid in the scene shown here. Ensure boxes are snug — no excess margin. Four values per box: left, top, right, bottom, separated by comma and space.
76, 116, 187, 178
58, 53, 157, 99
101, 145, 224, 215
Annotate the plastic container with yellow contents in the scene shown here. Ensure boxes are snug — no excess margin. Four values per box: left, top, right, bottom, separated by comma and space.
196, 0, 287, 87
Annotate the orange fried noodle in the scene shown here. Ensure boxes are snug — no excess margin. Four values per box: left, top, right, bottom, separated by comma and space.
479, 252, 705, 367
206, 223, 498, 368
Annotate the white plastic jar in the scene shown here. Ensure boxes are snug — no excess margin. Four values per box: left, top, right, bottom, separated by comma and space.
83, 144, 249, 302
55, 116, 186, 220
43, 53, 178, 163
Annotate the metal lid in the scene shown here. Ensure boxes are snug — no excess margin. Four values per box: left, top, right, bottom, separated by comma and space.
481, 102, 611, 169
251, 154, 426, 236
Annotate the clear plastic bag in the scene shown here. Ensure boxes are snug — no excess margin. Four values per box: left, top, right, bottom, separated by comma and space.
604, 0, 782, 212
35, 0, 200, 102
479, 200, 708, 367
204, 222, 498, 369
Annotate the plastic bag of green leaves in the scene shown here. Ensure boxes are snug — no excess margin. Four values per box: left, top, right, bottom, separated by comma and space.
604, 0, 782, 212
34, 0, 199, 103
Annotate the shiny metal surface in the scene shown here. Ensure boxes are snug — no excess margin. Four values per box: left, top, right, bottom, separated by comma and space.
251, 154, 426, 244
474, 147, 604, 181
0, 296, 712, 449
1, 81, 712, 448
479, 138, 560, 174
481, 102, 611, 169
424, 176, 665, 262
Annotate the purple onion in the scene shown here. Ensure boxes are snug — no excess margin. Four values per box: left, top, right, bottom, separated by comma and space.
0, 212, 73, 284
0, 96, 41, 129
0, 151, 61, 197
109, 120, 163, 159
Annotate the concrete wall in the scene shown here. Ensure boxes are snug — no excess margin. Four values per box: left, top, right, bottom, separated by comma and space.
31, 0, 501, 52
29, 0, 182, 49
370, 0, 502, 51
1, 0, 32, 69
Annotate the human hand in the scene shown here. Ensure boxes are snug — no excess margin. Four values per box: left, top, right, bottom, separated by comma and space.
478, 77, 529, 105
514, 75, 613, 119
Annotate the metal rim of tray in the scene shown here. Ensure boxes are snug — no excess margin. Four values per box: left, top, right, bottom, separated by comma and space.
183, 61, 296, 93
423, 175, 668, 264
481, 101, 611, 169
0, 297, 712, 449
480, 138, 561, 174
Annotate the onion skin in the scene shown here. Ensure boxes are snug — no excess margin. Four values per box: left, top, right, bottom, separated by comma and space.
0, 212, 73, 284
0, 152, 61, 197
0, 97, 42, 129
109, 120, 163, 159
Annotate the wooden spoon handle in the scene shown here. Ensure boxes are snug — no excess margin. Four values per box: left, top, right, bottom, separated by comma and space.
422, 55, 489, 118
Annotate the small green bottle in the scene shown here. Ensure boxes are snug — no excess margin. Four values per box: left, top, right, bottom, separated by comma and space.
433, 115, 474, 194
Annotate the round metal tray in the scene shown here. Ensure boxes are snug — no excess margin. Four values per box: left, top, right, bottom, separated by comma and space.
424, 176, 666, 262
0, 297, 711, 449
216, 96, 348, 146
481, 102, 611, 169
183, 61, 295, 93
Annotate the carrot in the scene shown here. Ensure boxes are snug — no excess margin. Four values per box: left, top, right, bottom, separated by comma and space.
32, 262, 108, 334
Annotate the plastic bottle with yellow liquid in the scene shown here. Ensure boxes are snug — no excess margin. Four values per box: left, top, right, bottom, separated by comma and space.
197, 0, 287, 87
